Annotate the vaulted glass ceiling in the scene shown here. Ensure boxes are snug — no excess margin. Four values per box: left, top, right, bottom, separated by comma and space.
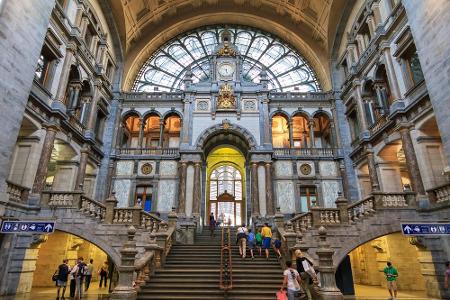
132, 25, 321, 93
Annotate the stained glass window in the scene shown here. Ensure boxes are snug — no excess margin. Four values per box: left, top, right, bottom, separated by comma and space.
133, 25, 321, 92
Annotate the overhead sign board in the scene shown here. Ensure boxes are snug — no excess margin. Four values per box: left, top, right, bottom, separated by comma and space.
0, 221, 55, 234
401, 223, 450, 236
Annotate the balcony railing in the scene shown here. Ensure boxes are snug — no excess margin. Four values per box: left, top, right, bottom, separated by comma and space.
68, 115, 85, 134
273, 147, 335, 158
118, 147, 180, 157
369, 115, 388, 135
268, 91, 333, 101
427, 182, 450, 203
6, 180, 30, 204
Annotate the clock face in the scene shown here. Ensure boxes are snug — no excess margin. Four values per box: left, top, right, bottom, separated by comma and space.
218, 63, 234, 77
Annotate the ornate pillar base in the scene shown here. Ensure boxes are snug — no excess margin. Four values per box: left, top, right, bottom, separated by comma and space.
110, 287, 137, 300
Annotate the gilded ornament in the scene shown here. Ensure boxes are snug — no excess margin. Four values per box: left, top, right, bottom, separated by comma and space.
300, 163, 312, 175
217, 83, 236, 109
217, 43, 236, 57
141, 163, 153, 175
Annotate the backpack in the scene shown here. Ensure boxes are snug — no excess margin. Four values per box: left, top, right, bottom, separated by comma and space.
76, 263, 87, 278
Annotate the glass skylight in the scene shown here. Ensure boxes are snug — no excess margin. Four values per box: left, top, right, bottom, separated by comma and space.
132, 25, 321, 93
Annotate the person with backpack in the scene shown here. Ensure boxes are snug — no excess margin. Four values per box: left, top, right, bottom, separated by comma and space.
236, 224, 248, 258
70, 257, 86, 299
273, 237, 282, 259
247, 229, 256, 260
55, 259, 70, 299
295, 250, 317, 300
280, 260, 303, 300
84, 259, 94, 291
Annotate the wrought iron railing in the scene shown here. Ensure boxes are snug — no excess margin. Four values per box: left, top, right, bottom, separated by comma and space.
219, 221, 232, 291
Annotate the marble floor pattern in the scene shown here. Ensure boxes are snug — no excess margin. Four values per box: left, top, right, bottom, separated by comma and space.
344, 284, 441, 300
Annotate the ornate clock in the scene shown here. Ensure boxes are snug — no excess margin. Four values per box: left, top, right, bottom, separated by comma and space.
300, 163, 312, 175
218, 62, 235, 78
141, 163, 153, 175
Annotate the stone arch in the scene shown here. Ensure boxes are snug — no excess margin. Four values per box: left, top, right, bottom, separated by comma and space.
142, 109, 163, 121
311, 109, 333, 120
291, 109, 311, 119
195, 122, 257, 157
334, 226, 402, 266
121, 109, 142, 120
269, 110, 290, 120
54, 224, 120, 267
162, 109, 183, 120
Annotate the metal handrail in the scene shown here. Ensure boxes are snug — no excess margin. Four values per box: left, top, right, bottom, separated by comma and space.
219, 222, 232, 291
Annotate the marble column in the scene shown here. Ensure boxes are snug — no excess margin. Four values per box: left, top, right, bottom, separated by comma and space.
355, 84, 369, 131
177, 162, 188, 215
261, 98, 271, 147
158, 119, 164, 148
309, 120, 315, 148
85, 81, 100, 137
32, 123, 59, 194
75, 145, 90, 190
366, 15, 376, 37
399, 124, 425, 195
381, 44, 401, 101
265, 162, 275, 215
181, 98, 191, 144
288, 120, 294, 148
366, 148, 380, 191
371, 2, 382, 26
250, 162, 260, 216
69, 83, 82, 110
138, 119, 144, 148
54, 42, 76, 106
192, 162, 201, 216
339, 161, 350, 199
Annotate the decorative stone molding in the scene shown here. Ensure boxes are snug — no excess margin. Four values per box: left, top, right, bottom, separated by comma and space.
194, 121, 258, 150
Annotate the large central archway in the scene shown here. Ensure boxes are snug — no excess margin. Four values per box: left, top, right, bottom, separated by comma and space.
206, 147, 246, 226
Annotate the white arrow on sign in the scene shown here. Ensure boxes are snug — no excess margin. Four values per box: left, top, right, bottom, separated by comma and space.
44, 224, 53, 232
29, 224, 36, 231
403, 225, 412, 234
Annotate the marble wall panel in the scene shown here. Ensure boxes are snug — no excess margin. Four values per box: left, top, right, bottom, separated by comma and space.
159, 161, 178, 177
322, 181, 339, 208
274, 161, 293, 177
185, 165, 194, 216
319, 161, 338, 177
157, 180, 177, 212
116, 161, 134, 176
114, 179, 131, 207
276, 181, 296, 213
257, 165, 266, 216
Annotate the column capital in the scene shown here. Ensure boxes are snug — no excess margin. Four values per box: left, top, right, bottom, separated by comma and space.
81, 145, 91, 153
43, 122, 60, 132
397, 121, 414, 132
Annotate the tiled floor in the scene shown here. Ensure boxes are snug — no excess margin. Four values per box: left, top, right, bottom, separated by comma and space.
344, 284, 440, 300
0, 285, 110, 300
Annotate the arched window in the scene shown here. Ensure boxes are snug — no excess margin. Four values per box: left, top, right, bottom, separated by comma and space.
312, 113, 333, 148
121, 114, 140, 148
143, 114, 161, 148
292, 114, 310, 148
209, 164, 243, 226
132, 25, 321, 92
162, 114, 181, 148
272, 114, 290, 148
209, 165, 242, 200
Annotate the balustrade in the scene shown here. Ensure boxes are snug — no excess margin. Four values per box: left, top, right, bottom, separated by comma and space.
6, 180, 30, 203
68, 115, 85, 134
273, 147, 335, 158
118, 147, 179, 157
42, 191, 83, 207
316, 209, 341, 225
80, 195, 106, 220
347, 196, 375, 223
291, 212, 313, 232
427, 182, 450, 203
373, 192, 412, 207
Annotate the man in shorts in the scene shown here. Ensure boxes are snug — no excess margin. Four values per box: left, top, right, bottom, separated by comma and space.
383, 261, 398, 300
56, 259, 70, 299
261, 223, 272, 260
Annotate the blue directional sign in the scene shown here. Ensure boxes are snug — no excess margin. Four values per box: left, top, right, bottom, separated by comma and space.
0, 221, 55, 234
401, 223, 450, 236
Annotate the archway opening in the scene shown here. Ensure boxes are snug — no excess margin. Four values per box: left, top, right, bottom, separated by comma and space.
17, 230, 116, 297
206, 146, 246, 226
335, 232, 438, 299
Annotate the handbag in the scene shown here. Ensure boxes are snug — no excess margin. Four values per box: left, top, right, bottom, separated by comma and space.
52, 271, 58, 282
276, 290, 288, 300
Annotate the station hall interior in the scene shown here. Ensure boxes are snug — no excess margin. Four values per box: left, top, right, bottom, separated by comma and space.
1, 0, 450, 299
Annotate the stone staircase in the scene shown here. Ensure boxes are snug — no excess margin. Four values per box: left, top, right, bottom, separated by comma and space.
137, 228, 284, 300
